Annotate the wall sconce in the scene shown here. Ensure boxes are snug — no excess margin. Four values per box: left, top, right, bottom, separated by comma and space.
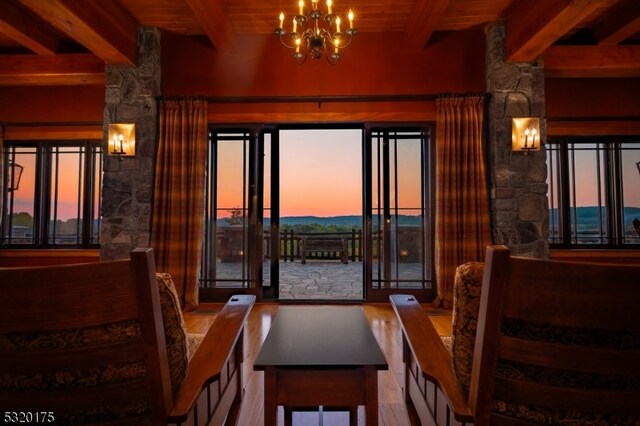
7, 161, 24, 192
512, 117, 541, 153
108, 123, 136, 158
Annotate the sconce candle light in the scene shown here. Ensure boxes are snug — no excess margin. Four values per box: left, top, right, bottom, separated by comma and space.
512, 117, 541, 153
7, 161, 24, 192
108, 123, 136, 158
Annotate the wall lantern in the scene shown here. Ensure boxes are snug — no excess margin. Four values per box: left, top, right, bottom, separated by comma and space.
7, 161, 24, 192
512, 117, 541, 153
108, 123, 136, 158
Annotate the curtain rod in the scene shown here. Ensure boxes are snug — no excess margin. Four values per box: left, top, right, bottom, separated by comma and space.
156, 94, 441, 104
0, 121, 103, 127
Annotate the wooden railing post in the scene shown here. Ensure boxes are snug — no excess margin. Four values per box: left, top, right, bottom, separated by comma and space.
351, 228, 357, 262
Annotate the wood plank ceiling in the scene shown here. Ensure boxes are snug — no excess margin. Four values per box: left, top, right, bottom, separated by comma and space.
0, 0, 638, 85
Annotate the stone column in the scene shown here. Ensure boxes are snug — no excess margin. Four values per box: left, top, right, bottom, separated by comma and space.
485, 22, 549, 258
100, 27, 161, 260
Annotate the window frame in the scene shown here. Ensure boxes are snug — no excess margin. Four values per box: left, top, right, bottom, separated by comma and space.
547, 135, 640, 249
1, 140, 102, 249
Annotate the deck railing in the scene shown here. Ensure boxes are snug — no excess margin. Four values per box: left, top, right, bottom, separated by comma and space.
215, 226, 424, 263
265, 229, 363, 262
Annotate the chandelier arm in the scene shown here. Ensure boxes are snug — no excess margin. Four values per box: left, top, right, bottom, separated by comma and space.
324, 52, 339, 65
337, 33, 355, 49
278, 33, 298, 49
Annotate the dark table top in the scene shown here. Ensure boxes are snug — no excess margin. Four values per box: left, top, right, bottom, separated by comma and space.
253, 306, 388, 370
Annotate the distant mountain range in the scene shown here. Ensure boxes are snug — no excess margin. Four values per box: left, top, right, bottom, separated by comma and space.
218, 215, 423, 227
274, 215, 363, 227
550, 206, 640, 226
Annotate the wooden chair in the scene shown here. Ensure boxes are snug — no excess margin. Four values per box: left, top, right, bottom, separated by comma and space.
0, 248, 255, 425
391, 245, 640, 426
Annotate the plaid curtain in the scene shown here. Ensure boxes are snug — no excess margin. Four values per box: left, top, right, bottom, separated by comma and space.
152, 98, 207, 310
0, 126, 3, 233
434, 96, 492, 308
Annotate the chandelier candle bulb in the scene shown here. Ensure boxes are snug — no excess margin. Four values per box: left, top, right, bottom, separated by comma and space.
349, 9, 353, 28
336, 16, 341, 33
279, 12, 284, 28
299, 0, 304, 14
293, 17, 297, 33
327, 0, 332, 14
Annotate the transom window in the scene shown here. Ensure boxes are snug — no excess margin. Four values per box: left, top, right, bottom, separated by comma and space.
1, 141, 102, 248
547, 137, 640, 247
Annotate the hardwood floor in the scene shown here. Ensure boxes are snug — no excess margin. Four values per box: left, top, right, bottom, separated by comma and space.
184, 302, 452, 426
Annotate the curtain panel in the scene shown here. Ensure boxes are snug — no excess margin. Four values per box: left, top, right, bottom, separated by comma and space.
152, 98, 207, 310
0, 126, 3, 232
434, 96, 492, 308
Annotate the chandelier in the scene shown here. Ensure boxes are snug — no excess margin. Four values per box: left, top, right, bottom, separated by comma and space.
275, 0, 357, 65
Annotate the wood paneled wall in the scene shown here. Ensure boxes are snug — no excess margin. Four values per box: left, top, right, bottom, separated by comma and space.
0, 249, 100, 267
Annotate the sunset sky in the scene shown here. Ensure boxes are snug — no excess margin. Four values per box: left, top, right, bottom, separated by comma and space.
279, 128, 362, 217
11, 148, 95, 221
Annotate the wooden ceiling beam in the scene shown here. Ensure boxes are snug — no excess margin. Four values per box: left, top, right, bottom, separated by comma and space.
404, 0, 451, 50
544, 45, 640, 78
0, 0, 61, 55
184, 0, 236, 52
0, 54, 105, 85
16, 0, 137, 66
594, 0, 640, 45
506, 0, 608, 62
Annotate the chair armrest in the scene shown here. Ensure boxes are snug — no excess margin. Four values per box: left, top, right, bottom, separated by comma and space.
169, 295, 256, 421
390, 295, 473, 423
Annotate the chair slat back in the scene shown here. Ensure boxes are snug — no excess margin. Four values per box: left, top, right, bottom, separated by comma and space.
0, 248, 173, 425
470, 245, 640, 426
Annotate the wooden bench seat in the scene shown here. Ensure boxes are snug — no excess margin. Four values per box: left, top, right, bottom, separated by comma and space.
300, 236, 348, 264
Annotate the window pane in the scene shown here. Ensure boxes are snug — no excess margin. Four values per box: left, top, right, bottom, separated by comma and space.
91, 146, 102, 245
371, 130, 429, 290
394, 138, 424, 283
50, 146, 83, 245
263, 133, 271, 286
620, 142, 640, 244
3, 147, 37, 244
201, 133, 250, 289
568, 142, 608, 244
547, 143, 561, 244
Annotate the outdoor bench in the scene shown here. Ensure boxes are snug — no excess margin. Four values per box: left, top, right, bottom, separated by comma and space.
300, 236, 348, 264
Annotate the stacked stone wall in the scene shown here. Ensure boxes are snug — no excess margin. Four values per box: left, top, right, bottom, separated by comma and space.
485, 22, 549, 258
100, 28, 160, 260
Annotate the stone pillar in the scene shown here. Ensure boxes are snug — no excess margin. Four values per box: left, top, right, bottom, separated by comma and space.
485, 22, 549, 258
100, 27, 161, 260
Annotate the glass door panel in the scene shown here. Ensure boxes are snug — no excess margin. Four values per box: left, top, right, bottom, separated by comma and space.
368, 129, 433, 301
201, 131, 251, 290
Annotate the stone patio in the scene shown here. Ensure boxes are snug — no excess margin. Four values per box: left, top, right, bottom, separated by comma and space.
274, 260, 365, 300
214, 260, 424, 301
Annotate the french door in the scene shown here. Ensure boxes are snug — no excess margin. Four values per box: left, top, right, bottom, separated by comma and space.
364, 128, 434, 302
199, 126, 434, 302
